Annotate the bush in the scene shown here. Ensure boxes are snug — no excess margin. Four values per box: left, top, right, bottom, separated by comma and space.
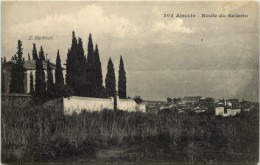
1, 104, 259, 164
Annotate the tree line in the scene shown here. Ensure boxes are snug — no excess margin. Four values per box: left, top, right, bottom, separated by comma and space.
4, 31, 127, 101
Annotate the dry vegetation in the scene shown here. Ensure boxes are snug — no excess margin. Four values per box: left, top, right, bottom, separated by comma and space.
1, 102, 259, 164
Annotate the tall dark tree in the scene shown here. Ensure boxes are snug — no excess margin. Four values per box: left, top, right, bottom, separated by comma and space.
86, 33, 97, 97
55, 50, 64, 98
29, 72, 34, 94
55, 50, 64, 85
94, 44, 103, 92
35, 58, 46, 99
9, 40, 25, 93
3, 57, 6, 64
1, 60, 5, 93
118, 56, 127, 98
66, 48, 73, 87
46, 60, 55, 98
39, 46, 45, 61
65, 31, 82, 96
32, 43, 38, 60
28, 53, 31, 60
66, 32, 75, 87
77, 37, 86, 73
105, 58, 116, 97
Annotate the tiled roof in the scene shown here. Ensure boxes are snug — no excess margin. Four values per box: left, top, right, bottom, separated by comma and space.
6, 60, 65, 70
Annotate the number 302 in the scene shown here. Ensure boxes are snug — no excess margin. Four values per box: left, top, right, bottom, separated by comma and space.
164, 14, 174, 17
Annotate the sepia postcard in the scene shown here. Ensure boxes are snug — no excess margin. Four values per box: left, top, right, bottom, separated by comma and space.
1, 1, 259, 164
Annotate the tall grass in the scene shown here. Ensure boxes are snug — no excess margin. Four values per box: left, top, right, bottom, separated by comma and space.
1, 102, 259, 164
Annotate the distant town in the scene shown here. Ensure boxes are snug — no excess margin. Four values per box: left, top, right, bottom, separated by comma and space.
145, 96, 256, 117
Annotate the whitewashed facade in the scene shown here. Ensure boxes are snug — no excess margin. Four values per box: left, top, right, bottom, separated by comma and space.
63, 96, 146, 115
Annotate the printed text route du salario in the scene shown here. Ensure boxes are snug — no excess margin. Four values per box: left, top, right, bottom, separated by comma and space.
164, 14, 248, 18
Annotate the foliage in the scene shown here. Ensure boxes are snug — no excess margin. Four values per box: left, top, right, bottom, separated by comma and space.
167, 97, 173, 102
94, 44, 103, 93
9, 40, 25, 93
105, 58, 116, 97
133, 96, 143, 104
86, 33, 97, 97
1, 60, 5, 93
46, 61, 55, 98
32, 43, 38, 60
30, 72, 34, 94
35, 57, 46, 101
118, 56, 127, 98
54, 50, 65, 98
39, 46, 45, 61
66, 31, 78, 90
66, 32, 90, 97
55, 50, 64, 85
1, 103, 259, 164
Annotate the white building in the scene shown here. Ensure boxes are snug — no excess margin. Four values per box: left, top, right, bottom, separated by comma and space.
215, 99, 241, 117
2, 60, 66, 94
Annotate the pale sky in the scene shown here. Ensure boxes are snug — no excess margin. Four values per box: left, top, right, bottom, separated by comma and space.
2, 1, 259, 101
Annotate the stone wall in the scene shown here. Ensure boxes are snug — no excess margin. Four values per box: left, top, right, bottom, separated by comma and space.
63, 96, 146, 115
63, 96, 114, 115
1, 94, 32, 110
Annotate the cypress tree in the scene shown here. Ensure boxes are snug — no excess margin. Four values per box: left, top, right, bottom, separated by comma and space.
86, 33, 97, 97
28, 53, 31, 60
73, 37, 88, 96
35, 58, 46, 99
77, 37, 86, 73
66, 31, 78, 87
94, 44, 103, 93
118, 56, 127, 98
55, 50, 64, 98
39, 46, 45, 61
65, 31, 82, 96
3, 57, 6, 64
47, 60, 54, 98
105, 58, 116, 97
55, 49, 64, 85
71, 32, 80, 94
32, 43, 38, 60
30, 72, 34, 94
1, 60, 5, 93
9, 40, 25, 93
66, 32, 74, 87
66, 48, 73, 87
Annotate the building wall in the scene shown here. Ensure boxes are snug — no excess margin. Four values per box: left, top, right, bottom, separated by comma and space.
26, 70, 56, 93
215, 107, 241, 117
4, 68, 57, 94
227, 109, 241, 116
215, 107, 224, 116
63, 96, 146, 115
117, 99, 137, 112
63, 96, 114, 115
3, 69, 11, 93
137, 103, 146, 113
